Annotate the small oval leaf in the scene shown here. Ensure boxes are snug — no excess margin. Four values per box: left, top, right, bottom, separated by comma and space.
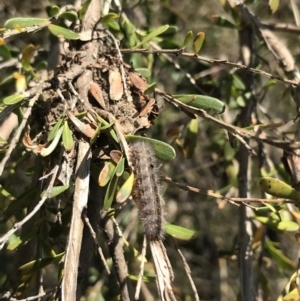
165, 224, 196, 241
48, 24, 80, 40
3, 94, 25, 105
126, 135, 176, 161
62, 121, 74, 151
101, 13, 119, 24
133, 25, 169, 49
50, 6, 60, 17
259, 177, 300, 201
99, 162, 116, 187
40, 185, 69, 199
182, 31, 193, 50
193, 32, 205, 54
47, 118, 63, 142
4, 18, 48, 29
58, 11, 78, 22
40, 126, 63, 157
116, 172, 134, 204
103, 174, 118, 211
173, 94, 225, 113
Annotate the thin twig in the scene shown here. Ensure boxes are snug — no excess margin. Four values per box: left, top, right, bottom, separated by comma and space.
176, 246, 200, 301
0, 150, 63, 250
120, 48, 300, 86
8, 289, 56, 301
0, 94, 39, 176
135, 235, 147, 300
105, 30, 132, 102
82, 210, 111, 274
162, 176, 285, 204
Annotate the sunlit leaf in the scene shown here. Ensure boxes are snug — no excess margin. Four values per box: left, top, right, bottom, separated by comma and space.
48, 24, 80, 40
165, 224, 196, 241
4, 18, 48, 29
252, 216, 299, 232
40, 185, 69, 199
259, 177, 300, 201
7, 227, 39, 250
193, 32, 205, 54
133, 25, 169, 49
269, 0, 280, 14
173, 94, 225, 113
126, 135, 176, 161
116, 172, 134, 204
2, 94, 25, 105
99, 162, 116, 187
78, 0, 91, 20
47, 119, 63, 142
101, 13, 119, 23
282, 288, 299, 301
62, 121, 74, 151
115, 157, 125, 177
40, 126, 63, 157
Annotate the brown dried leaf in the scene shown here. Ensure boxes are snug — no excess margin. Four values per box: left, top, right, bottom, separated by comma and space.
139, 98, 155, 117
22, 128, 47, 154
110, 150, 122, 164
67, 112, 96, 138
90, 82, 106, 109
129, 72, 148, 93
109, 68, 123, 101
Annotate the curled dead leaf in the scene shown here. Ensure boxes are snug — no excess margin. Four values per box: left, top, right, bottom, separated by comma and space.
22, 129, 47, 154
90, 82, 106, 109
109, 68, 123, 101
139, 98, 155, 117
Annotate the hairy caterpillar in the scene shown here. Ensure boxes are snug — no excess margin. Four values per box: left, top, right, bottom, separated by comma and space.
129, 141, 165, 240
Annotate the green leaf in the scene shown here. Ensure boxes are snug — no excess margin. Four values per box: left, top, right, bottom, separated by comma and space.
99, 162, 116, 187
210, 15, 236, 28
40, 126, 63, 157
135, 68, 151, 78
62, 121, 74, 151
259, 177, 300, 201
269, 0, 280, 14
18, 252, 64, 275
50, 6, 60, 17
103, 173, 118, 210
40, 185, 69, 199
115, 157, 125, 177
47, 119, 63, 142
182, 118, 198, 158
3, 187, 37, 218
7, 227, 39, 250
173, 94, 225, 113
78, 0, 91, 20
101, 13, 119, 24
58, 11, 78, 22
126, 135, 176, 161
193, 32, 205, 54
48, 24, 80, 40
182, 31, 193, 50
265, 240, 295, 271
4, 18, 48, 29
165, 224, 196, 241
144, 82, 157, 95
96, 114, 119, 143
2, 94, 25, 105
127, 274, 156, 282
0, 43, 12, 59
133, 25, 169, 49
252, 216, 299, 232
116, 172, 134, 204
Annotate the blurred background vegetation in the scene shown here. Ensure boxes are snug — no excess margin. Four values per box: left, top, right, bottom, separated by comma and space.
1, 0, 300, 300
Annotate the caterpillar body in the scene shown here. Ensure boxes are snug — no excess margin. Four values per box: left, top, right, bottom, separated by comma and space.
129, 141, 165, 240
